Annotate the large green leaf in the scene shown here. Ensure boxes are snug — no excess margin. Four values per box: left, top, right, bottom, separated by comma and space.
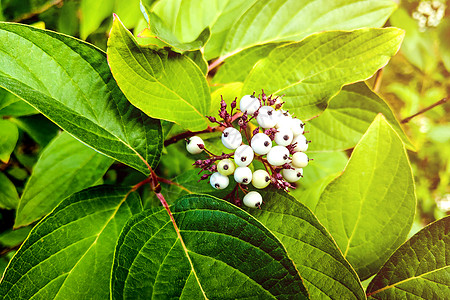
250, 190, 365, 299
0, 22, 163, 175
107, 17, 211, 131
242, 28, 404, 119
0, 119, 18, 163
366, 216, 450, 299
0, 185, 143, 299
111, 194, 308, 299
15, 132, 113, 228
221, 0, 396, 56
315, 114, 416, 280
308, 82, 413, 151
0, 172, 19, 210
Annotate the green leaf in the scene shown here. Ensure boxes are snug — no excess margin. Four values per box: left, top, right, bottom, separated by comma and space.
0, 89, 37, 117
15, 132, 113, 228
0, 22, 163, 175
9, 115, 60, 147
114, 0, 142, 29
186, 50, 208, 75
367, 216, 450, 299
0, 226, 31, 248
0, 119, 18, 163
107, 16, 211, 131
0, 172, 19, 210
242, 28, 404, 119
315, 114, 416, 280
250, 190, 366, 299
112, 194, 309, 299
221, 0, 397, 56
80, 0, 115, 39
0, 185, 143, 299
308, 82, 413, 151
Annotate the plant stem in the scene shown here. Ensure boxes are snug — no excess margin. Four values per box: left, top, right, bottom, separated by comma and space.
401, 96, 448, 124
373, 68, 384, 92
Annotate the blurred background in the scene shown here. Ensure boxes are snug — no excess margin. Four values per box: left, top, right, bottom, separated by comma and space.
0, 0, 449, 275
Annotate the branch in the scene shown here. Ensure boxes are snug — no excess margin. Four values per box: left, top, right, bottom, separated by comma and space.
373, 68, 384, 93
164, 126, 218, 147
401, 97, 448, 124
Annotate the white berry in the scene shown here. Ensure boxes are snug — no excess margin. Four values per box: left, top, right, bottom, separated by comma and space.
210, 172, 229, 189
222, 127, 242, 150
256, 106, 280, 128
217, 159, 235, 176
243, 191, 263, 208
186, 136, 204, 154
290, 119, 305, 136
240, 95, 261, 115
275, 112, 292, 129
234, 145, 254, 167
274, 127, 293, 146
266, 146, 290, 166
234, 167, 252, 184
292, 152, 309, 168
251, 133, 272, 155
292, 135, 308, 152
252, 170, 271, 189
282, 167, 303, 183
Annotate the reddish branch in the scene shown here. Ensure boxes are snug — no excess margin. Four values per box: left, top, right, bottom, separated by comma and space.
401, 96, 448, 124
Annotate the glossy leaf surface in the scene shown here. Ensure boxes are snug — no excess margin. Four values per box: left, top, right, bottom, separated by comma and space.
0, 186, 143, 299
316, 115, 416, 280
0, 22, 163, 175
15, 132, 113, 228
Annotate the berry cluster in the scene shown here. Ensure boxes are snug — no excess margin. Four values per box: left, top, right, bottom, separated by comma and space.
186, 91, 311, 209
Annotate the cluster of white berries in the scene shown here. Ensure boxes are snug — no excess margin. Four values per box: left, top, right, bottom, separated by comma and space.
412, 0, 446, 31
186, 92, 311, 209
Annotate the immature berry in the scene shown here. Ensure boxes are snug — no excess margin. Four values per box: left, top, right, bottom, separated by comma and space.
256, 106, 280, 128
282, 167, 303, 183
251, 133, 272, 155
292, 134, 309, 152
290, 119, 305, 136
234, 167, 252, 184
234, 145, 254, 167
243, 191, 263, 208
210, 172, 229, 189
217, 159, 235, 176
186, 136, 204, 154
252, 170, 271, 189
274, 127, 293, 146
267, 145, 290, 166
240, 95, 260, 115
222, 127, 242, 149
292, 152, 309, 168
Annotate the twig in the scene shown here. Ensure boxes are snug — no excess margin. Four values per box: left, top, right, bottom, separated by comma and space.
164, 126, 217, 147
373, 68, 384, 92
401, 97, 448, 124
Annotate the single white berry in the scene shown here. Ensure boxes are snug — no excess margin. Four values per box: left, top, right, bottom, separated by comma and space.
290, 118, 305, 136
252, 170, 271, 189
234, 145, 254, 167
292, 152, 309, 168
274, 127, 293, 146
186, 136, 204, 154
210, 172, 229, 189
234, 166, 252, 184
240, 95, 261, 115
266, 145, 290, 166
243, 191, 263, 208
282, 166, 303, 183
222, 127, 242, 150
256, 106, 280, 128
251, 133, 272, 155
292, 135, 308, 152
275, 111, 292, 129
217, 159, 235, 176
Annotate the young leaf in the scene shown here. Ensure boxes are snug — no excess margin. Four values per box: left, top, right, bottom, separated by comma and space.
242, 28, 404, 119
315, 114, 416, 280
0, 22, 163, 175
15, 132, 113, 228
111, 194, 309, 299
308, 82, 413, 151
250, 190, 366, 300
107, 16, 211, 131
366, 216, 450, 299
0, 119, 18, 163
0, 172, 19, 210
0, 185, 143, 299
221, 0, 396, 56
